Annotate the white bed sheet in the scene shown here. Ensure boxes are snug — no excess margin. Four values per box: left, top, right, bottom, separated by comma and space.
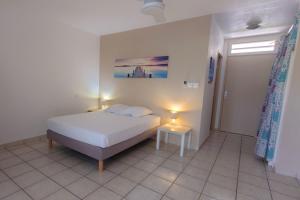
47, 111, 160, 148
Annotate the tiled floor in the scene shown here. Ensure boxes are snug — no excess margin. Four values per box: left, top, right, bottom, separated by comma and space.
0, 132, 300, 200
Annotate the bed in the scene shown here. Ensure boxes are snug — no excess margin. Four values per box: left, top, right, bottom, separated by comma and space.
47, 108, 160, 172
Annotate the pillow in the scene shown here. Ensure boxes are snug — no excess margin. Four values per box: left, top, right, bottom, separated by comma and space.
104, 104, 129, 114
120, 106, 153, 117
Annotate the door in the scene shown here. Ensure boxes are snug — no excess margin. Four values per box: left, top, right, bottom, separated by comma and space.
221, 54, 274, 136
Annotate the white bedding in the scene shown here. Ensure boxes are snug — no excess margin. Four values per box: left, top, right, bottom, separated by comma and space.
47, 111, 160, 148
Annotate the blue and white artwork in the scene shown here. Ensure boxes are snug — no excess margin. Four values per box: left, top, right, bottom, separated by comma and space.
114, 56, 169, 78
208, 57, 215, 84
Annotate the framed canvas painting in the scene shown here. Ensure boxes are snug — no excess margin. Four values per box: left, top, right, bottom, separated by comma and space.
114, 56, 169, 78
208, 57, 215, 84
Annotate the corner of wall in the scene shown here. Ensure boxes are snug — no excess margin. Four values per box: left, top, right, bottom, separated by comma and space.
198, 16, 225, 147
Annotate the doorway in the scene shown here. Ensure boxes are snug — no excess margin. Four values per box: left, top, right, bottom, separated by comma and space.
220, 53, 274, 136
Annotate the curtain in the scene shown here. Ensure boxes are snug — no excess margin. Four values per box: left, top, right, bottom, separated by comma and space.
256, 16, 299, 162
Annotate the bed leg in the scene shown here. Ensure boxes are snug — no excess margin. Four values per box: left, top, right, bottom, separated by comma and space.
98, 160, 104, 172
48, 139, 53, 149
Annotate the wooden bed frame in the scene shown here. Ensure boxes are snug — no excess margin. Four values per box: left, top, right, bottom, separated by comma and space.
47, 127, 157, 172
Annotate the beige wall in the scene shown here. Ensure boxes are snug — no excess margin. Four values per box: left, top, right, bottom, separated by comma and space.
0, 2, 100, 144
100, 16, 215, 149
200, 16, 224, 143
275, 28, 300, 178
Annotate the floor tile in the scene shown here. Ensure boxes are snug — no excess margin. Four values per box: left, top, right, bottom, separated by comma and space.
268, 171, 300, 187
169, 154, 192, 164
11, 146, 33, 155
199, 194, 218, 200
269, 180, 300, 199
183, 165, 210, 180
47, 151, 68, 161
39, 162, 66, 176
159, 144, 179, 153
18, 150, 43, 161
2, 133, 300, 200
126, 185, 162, 200
203, 183, 236, 200
143, 154, 165, 164
13, 170, 46, 188
142, 175, 172, 194
161, 196, 172, 200
4, 163, 34, 178
59, 156, 82, 167
166, 184, 200, 200
120, 155, 140, 166
239, 172, 269, 189
208, 173, 237, 191
28, 142, 47, 149
51, 169, 82, 186
236, 193, 257, 200
175, 173, 206, 192
189, 158, 214, 170
161, 159, 186, 172
6, 144, 26, 151
239, 163, 266, 178
151, 150, 172, 158
85, 187, 122, 200
0, 171, 9, 182
139, 146, 156, 154
2, 190, 32, 200
43, 189, 80, 200
106, 161, 130, 174
238, 181, 272, 200
87, 170, 116, 185
272, 191, 300, 200
0, 151, 14, 160
129, 150, 148, 159
28, 156, 53, 168
153, 167, 180, 182
72, 161, 96, 175
211, 165, 238, 179
25, 178, 61, 200
121, 167, 148, 183
0, 180, 20, 199
0, 156, 23, 169
134, 160, 159, 173
66, 177, 99, 199
105, 176, 136, 196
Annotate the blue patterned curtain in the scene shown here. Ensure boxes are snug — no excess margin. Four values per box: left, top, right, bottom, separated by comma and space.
256, 16, 299, 162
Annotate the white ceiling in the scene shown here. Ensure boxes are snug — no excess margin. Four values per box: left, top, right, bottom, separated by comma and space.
2, 0, 299, 37
215, 0, 299, 38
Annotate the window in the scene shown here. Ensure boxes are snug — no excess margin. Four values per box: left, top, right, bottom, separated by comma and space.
230, 40, 276, 55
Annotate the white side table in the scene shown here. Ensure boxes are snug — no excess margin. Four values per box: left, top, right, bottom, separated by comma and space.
156, 123, 192, 157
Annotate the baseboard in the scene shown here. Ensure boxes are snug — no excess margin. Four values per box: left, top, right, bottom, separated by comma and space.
0, 134, 47, 149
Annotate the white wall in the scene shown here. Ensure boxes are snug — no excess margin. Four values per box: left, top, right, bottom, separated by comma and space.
275, 27, 300, 178
199, 16, 224, 144
0, 2, 100, 144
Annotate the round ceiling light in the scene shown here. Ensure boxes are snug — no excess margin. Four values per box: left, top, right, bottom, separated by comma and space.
246, 17, 262, 30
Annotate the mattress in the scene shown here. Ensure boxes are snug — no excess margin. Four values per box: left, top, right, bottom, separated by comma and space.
47, 111, 160, 148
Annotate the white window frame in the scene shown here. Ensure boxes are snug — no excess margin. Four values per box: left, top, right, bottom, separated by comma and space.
229, 40, 278, 56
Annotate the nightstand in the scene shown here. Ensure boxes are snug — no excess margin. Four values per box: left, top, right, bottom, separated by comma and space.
156, 123, 192, 157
